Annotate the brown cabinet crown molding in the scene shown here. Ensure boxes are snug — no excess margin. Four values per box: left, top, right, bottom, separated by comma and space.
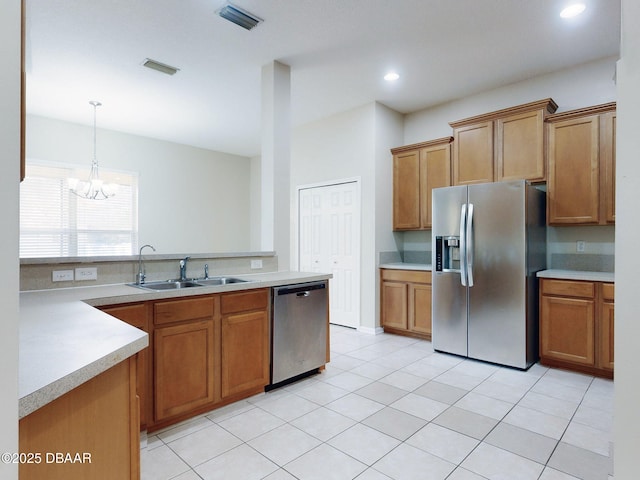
390, 136, 453, 155
449, 98, 558, 128
545, 102, 616, 123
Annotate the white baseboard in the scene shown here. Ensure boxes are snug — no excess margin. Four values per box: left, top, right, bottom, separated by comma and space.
357, 326, 384, 335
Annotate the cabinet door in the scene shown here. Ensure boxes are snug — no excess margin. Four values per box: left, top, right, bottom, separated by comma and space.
452, 121, 494, 185
101, 303, 151, 430
540, 295, 595, 366
393, 150, 421, 230
421, 143, 451, 228
409, 283, 431, 336
599, 283, 615, 371
601, 112, 616, 224
547, 115, 600, 224
381, 281, 408, 330
497, 109, 545, 182
19, 358, 138, 480
599, 301, 614, 371
221, 310, 269, 398
154, 319, 217, 421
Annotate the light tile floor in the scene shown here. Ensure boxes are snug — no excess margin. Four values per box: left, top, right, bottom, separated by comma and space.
141, 325, 614, 480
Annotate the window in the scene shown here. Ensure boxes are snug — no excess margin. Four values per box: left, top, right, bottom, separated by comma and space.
20, 161, 138, 258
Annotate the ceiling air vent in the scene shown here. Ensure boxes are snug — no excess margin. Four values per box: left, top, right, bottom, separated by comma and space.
142, 58, 180, 76
217, 3, 262, 30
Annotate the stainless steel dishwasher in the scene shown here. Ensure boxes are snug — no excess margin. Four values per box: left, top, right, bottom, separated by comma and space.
270, 281, 328, 387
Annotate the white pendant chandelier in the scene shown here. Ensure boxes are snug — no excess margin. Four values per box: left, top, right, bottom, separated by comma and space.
68, 100, 117, 200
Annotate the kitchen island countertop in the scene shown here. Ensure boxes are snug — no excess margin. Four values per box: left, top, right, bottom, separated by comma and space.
19, 270, 331, 418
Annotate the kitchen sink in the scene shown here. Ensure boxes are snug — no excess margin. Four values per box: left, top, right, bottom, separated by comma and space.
128, 280, 203, 291
194, 277, 249, 286
128, 277, 250, 291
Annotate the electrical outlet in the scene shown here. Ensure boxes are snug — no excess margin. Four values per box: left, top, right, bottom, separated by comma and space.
75, 267, 98, 281
52, 270, 74, 282
576, 240, 586, 253
251, 259, 263, 269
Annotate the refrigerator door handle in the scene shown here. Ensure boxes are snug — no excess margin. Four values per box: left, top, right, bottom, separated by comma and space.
459, 204, 468, 286
467, 203, 474, 287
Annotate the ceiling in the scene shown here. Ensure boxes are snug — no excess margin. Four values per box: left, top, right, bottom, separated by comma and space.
25, 0, 620, 158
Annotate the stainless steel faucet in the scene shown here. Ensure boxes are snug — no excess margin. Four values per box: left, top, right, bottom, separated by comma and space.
179, 256, 191, 281
137, 244, 156, 284
204, 264, 209, 279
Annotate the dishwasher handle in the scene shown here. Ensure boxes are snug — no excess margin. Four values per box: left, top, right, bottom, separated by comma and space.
275, 281, 326, 296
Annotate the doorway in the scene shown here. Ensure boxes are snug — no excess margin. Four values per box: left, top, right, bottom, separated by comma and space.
298, 180, 360, 328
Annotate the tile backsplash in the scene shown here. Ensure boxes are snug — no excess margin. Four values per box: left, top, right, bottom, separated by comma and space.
20, 253, 278, 291
550, 253, 614, 272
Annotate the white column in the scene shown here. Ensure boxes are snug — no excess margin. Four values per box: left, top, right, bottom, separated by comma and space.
261, 61, 291, 270
615, 1, 640, 477
0, 0, 21, 476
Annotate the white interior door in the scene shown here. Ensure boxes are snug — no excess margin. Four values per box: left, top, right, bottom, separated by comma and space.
299, 181, 360, 328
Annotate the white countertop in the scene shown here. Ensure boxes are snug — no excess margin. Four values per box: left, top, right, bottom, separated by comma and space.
536, 269, 615, 283
379, 263, 432, 271
19, 271, 330, 418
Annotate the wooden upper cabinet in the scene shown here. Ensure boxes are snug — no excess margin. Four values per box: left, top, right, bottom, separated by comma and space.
497, 109, 546, 181
421, 141, 452, 228
450, 98, 557, 185
392, 149, 421, 230
546, 102, 616, 225
601, 111, 616, 224
452, 121, 494, 185
392, 137, 452, 231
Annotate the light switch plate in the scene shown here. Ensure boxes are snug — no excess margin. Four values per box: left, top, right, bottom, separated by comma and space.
75, 267, 98, 281
52, 270, 74, 282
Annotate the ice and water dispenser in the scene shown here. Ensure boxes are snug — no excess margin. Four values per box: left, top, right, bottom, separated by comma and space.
435, 235, 461, 272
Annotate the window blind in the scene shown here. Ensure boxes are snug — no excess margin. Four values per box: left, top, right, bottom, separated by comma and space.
20, 162, 139, 258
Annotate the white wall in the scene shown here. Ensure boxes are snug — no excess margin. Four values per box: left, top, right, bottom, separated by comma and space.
26, 115, 252, 254
0, 0, 20, 476
614, 1, 640, 476
291, 101, 403, 330
404, 56, 618, 144
249, 154, 262, 251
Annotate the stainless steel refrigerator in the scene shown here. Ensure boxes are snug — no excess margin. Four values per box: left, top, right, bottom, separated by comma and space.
431, 180, 546, 369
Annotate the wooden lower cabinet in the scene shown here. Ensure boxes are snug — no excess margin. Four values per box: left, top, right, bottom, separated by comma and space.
19, 358, 139, 480
599, 283, 615, 371
101, 289, 272, 432
154, 318, 218, 421
100, 303, 151, 429
539, 278, 613, 378
381, 269, 432, 340
221, 289, 270, 398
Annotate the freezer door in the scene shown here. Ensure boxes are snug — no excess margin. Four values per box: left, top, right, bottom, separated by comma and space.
432, 185, 468, 357
467, 181, 528, 368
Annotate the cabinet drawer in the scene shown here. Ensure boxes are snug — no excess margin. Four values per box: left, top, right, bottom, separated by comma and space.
541, 279, 594, 299
221, 289, 269, 315
154, 296, 215, 325
602, 283, 614, 301
381, 269, 431, 284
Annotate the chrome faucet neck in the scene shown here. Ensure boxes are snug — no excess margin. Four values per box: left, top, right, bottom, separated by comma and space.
179, 256, 191, 281
137, 244, 156, 284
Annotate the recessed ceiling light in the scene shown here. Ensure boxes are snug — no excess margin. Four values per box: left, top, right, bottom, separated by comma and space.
384, 72, 400, 82
560, 3, 586, 18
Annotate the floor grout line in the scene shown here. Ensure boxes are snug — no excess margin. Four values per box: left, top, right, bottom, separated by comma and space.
143, 325, 614, 480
